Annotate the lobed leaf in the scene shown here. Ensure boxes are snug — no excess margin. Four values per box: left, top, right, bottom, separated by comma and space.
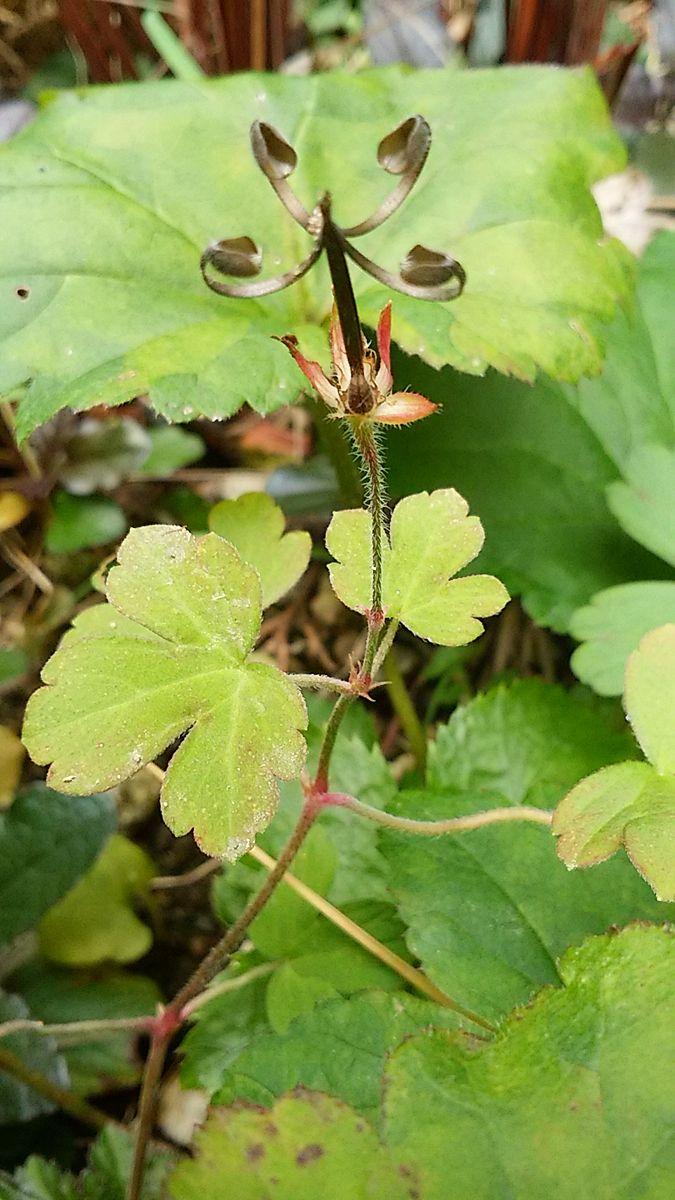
168, 1090, 413, 1200
553, 761, 675, 901
208, 492, 311, 607
327, 489, 508, 645
555, 627, 675, 899
1, 68, 630, 439
208, 991, 463, 1119
384, 926, 675, 1200
570, 581, 675, 696
23, 525, 307, 859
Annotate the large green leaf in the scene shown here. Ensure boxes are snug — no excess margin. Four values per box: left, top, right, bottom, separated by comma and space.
428, 678, 636, 804
22, 526, 307, 859
380, 681, 673, 1021
386, 234, 675, 632
1, 67, 629, 439
570, 581, 675, 696
168, 1090, 412, 1200
638, 231, 675, 422
384, 926, 675, 1199
327, 489, 508, 644
607, 445, 675, 567
0, 785, 115, 946
208, 991, 463, 1119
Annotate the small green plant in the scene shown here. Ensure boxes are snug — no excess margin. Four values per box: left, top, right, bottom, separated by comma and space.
2, 74, 674, 1200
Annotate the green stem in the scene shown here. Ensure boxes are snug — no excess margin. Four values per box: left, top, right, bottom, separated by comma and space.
289, 673, 353, 696
0, 1016, 150, 1044
0, 1044, 111, 1131
333, 795, 553, 834
384, 648, 427, 774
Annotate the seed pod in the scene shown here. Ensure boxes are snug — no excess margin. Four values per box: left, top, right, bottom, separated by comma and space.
400, 245, 466, 290
205, 237, 262, 278
377, 115, 431, 176
250, 121, 297, 181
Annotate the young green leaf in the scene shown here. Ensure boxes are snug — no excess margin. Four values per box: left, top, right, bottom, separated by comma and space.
570, 581, 675, 696
624, 623, 675, 774
555, 626, 675, 899
384, 926, 675, 1200
23, 525, 307, 859
327, 489, 508, 645
553, 762, 675, 901
168, 1090, 413, 1200
0, 785, 115, 946
38, 835, 155, 966
208, 493, 311, 606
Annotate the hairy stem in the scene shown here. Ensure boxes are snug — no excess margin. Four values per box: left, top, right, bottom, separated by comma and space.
0, 1016, 150, 1044
330, 794, 554, 834
289, 673, 354, 695
350, 420, 386, 622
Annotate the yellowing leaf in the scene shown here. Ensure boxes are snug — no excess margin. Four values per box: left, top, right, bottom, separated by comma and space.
208, 493, 311, 607
168, 1090, 413, 1200
23, 525, 307, 859
39, 834, 155, 965
327, 489, 508, 645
